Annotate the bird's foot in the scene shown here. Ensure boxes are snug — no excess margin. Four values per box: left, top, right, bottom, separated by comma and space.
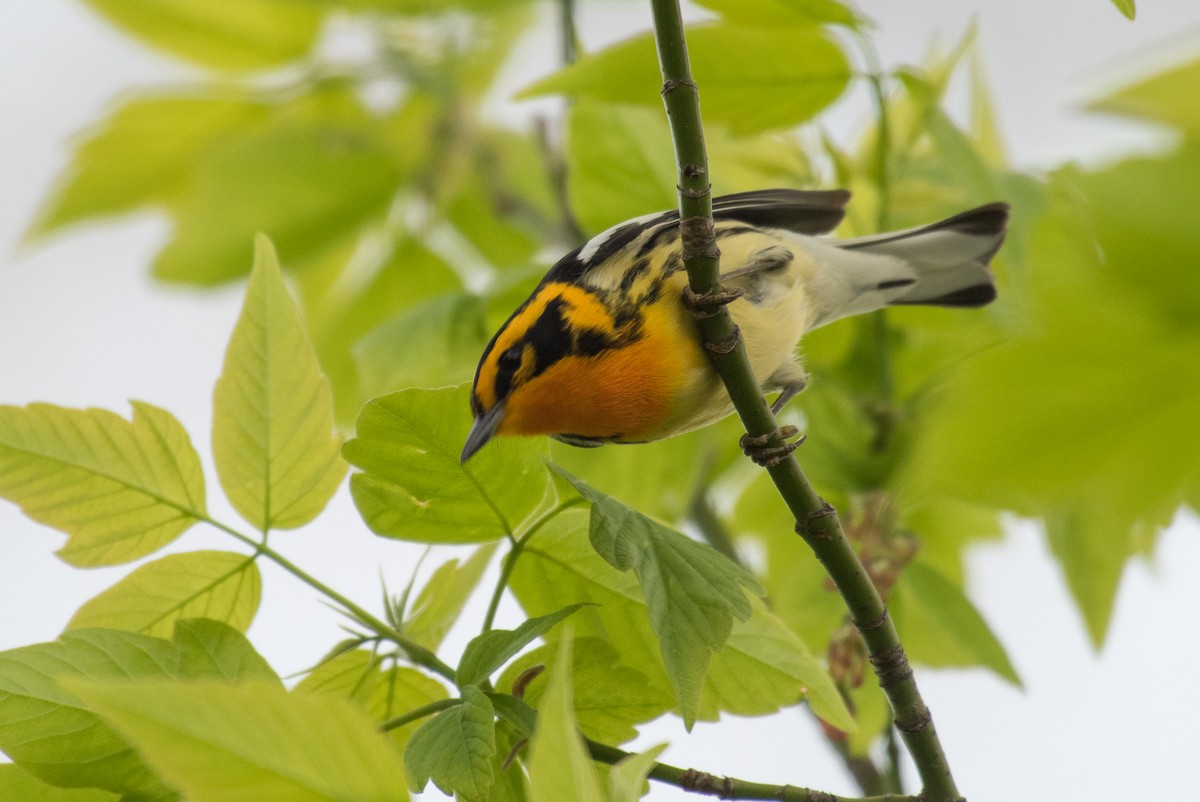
683, 285, 744, 319
739, 425, 805, 468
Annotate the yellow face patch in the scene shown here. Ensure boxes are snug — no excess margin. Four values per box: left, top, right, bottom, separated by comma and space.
473, 282, 626, 413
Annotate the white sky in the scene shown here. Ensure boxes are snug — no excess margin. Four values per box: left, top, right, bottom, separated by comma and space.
2, 1, 1200, 800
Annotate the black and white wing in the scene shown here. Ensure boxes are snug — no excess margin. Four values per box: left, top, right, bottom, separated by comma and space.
544, 189, 851, 291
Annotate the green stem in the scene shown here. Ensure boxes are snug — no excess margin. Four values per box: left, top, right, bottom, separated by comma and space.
380, 698, 461, 733
648, 4, 962, 801
587, 739, 915, 802
482, 498, 583, 633
689, 487, 744, 569
207, 517, 457, 683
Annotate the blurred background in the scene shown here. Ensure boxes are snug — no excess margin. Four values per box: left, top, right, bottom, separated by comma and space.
3, 1, 1200, 799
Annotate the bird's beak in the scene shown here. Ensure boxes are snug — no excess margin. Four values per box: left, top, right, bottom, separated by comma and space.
461, 401, 506, 464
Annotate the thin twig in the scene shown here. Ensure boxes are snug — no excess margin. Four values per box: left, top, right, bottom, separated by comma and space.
647, 3, 963, 801
587, 738, 916, 802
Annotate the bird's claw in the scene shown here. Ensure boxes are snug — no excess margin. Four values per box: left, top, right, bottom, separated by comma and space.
683, 285, 744, 319
739, 425, 805, 468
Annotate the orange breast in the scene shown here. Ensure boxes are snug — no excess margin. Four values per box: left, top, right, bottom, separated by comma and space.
498, 297, 702, 442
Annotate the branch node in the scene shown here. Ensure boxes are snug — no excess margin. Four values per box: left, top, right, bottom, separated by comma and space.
679, 768, 734, 798
795, 502, 837, 541
895, 702, 933, 734
869, 643, 914, 689
856, 607, 891, 632
662, 77, 699, 96
703, 324, 741, 354
680, 215, 719, 261
678, 182, 712, 199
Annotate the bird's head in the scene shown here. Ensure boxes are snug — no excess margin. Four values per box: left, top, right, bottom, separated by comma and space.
461, 280, 671, 462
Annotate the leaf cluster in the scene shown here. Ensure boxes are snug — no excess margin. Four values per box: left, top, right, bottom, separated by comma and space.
3, 0, 1197, 798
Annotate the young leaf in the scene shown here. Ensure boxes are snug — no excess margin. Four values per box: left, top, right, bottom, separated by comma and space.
344, 386, 551, 543
171, 619, 281, 686
0, 402, 206, 566
456, 605, 587, 688
524, 638, 606, 802
354, 293, 490, 401
0, 764, 119, 802
29, 93, 270, 237
0, 630, 179, 798
68, 679, 409, 802
519, 23, 851, 135
890, 562, 1020, 686
693, 0, 860, 27
1088, 54, 1200, 133
66, 551, 260, 637
404, 686, 496, 802
555, 469, 762, 728
80, 0, 327, 70
294, 650, 448, 752
213, 234, 346, 531
153, 111, 406, 284
496, 637, 670, 745
404, 543, 499, 651
1109, 0, 1136, 20
608, 744, 668, 802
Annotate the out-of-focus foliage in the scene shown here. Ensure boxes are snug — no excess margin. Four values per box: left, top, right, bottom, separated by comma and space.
4, 0, 1198, 798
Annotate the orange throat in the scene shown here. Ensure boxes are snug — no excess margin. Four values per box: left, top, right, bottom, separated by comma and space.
497, 314, 689, 443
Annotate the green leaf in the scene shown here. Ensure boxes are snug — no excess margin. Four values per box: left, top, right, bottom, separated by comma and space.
300, 235, 463, 423
562, 99, 811, 250
556, 469, 762, 728
0, 630, 179, 798
153, 104, 405, 284
509, 510, 839, 729
563, 101, 676, 235
404, 543, 499, 650
67, 551, 261, 637
404, 686, 496, 802
80, 0, 327, 70
607, 744, 668, 802
0, 402, 206, 566
524, 637, 606, 802
69, 679, 409, 802
701, 597, 854, 732
520, 23, 851, 135
891, 562, 1020, 685
693, 0, 860, 27
171, 619, 281, 686
354, 293, 490, 402
1089, 55, 1200, 132
30, 93, 271, 237
213, 234, 346, 530
1109, 0, 1136, 19
294, 650, 448, 751
456, 605, 587, 688
496, 637, 670, 745
912, 172, 1200, 645
344, 386, 552, 543
0, 764, 119, 802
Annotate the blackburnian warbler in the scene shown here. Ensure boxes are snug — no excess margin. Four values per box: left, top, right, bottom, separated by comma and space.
462, 189, 1008, 463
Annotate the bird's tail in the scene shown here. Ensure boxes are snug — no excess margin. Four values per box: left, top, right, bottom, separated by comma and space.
837, 202, 1010, 307
801, 202, 1009, 329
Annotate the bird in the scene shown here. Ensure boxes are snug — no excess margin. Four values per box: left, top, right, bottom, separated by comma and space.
461, 189, 1008, 463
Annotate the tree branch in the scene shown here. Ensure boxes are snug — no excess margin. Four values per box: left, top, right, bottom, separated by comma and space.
647, 3, 962, 801
587, 739, 915, 802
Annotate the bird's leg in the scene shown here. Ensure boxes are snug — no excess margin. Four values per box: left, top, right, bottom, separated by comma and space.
682, 284, 744, 319
766, 362, 808, 415
738, 362, 809, 467
740, 425, 806, 468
